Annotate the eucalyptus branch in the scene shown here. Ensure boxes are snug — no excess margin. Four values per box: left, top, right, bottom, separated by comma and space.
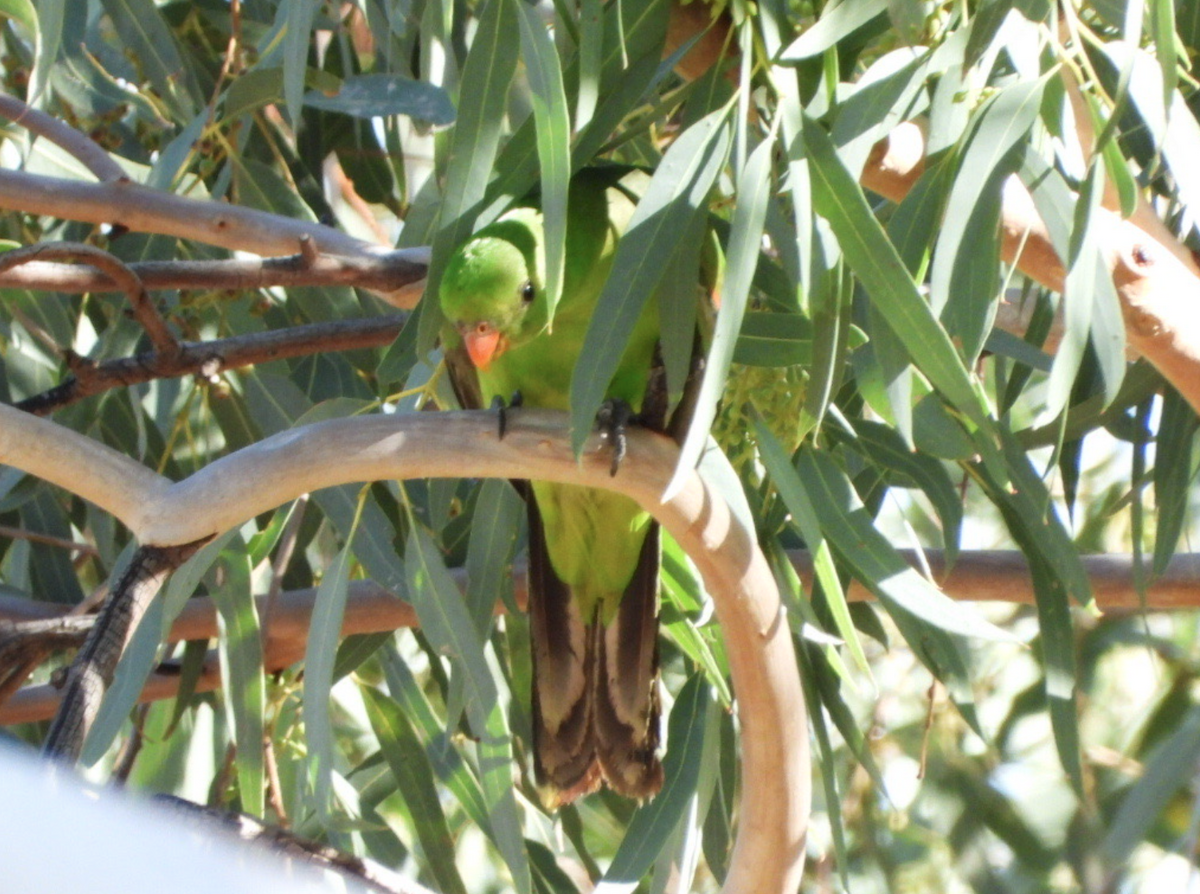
43, 540, 206, 763
862, 122, 1200, 413
6, 548, 1200, 727
0, 166, 393, 261
0, 406, 810, 894
14, 315, 405, 415
0, 91, 126, 182
0, 246, 429, 301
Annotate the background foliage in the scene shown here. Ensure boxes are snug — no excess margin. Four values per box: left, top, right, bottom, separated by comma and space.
3, 0, 1200, 891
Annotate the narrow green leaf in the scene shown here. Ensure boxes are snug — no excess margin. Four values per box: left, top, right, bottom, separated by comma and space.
381, 647, 495, 843
404, 525, 531, 894
465, 479, 523, 634
780, 0, 888, 60
848, 419, 964, 563
281, 0, 320, 126
418, 0, 520, 353
304, 73, 455, 125
1042, 160, 1126, 416
931, 80, 1044, 360
1105, 43, 1200, 246
100, 0, 199, 120
831, 51, 931, 171
963, 0, 1014, 71
973, 430, 1090, 790
732, 312, 814, 366
1148, 0, 1179, 109
1103, 706, 1200, 868
796, 448, 1010, 641
514, 0, 571, 319
668, 135, 773, 496
5, 0, 46, 102
756, 419, 872, 679
1152, 389, 1198, 576
212, 542, 266, 817
570, 107, 732, 452
801, 114, 993, 434
0, 0, 36, 47
575, 0, 603, 130
797, 643, 852, 887
222, 67, 284, 121
362, 686, 470, 894
21, 490, 82, 604
306, 538, 357, 820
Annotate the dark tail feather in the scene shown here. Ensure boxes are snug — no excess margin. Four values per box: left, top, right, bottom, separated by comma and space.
594, 523, 664, 800
527, 499, 601, 805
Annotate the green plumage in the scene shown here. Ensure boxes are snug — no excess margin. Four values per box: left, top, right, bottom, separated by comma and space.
439, 173, 666, 804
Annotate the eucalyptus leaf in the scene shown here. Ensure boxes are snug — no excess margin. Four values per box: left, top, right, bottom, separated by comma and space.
304, 73, 455, 125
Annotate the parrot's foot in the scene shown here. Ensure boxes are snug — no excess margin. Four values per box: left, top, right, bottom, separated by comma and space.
492, 391, 524, 439
596, 399, 634, 477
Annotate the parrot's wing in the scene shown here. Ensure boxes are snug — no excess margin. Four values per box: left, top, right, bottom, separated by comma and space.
593, 521, 665, 799
527, 497, 603, 804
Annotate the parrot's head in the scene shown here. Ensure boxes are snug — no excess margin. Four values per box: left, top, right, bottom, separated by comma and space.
439, 209, 547, 371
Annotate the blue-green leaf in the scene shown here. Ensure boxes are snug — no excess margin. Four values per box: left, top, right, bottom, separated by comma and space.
305, 538, 357, 821
304, 73, 455, 125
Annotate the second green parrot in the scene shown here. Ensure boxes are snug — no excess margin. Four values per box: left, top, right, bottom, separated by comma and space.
439, 172, 671, 805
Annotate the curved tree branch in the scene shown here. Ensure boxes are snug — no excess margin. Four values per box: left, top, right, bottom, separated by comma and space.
862, 121, 1200, 413
0, 406, 809, 894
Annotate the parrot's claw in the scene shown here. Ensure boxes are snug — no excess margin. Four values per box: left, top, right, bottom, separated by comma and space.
596, 399, 633, 477
492, 391, 524, 439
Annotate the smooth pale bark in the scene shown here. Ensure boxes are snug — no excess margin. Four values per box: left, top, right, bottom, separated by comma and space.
863, 122, 1200, 414
0, 405, 809, 894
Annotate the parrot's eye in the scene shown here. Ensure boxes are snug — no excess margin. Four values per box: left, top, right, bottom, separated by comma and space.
520, 280, 535, 304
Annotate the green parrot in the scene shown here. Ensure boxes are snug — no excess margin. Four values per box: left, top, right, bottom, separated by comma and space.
439, 173, 672, 806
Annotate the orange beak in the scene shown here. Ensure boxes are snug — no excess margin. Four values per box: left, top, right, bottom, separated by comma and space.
462, 323, 504, 371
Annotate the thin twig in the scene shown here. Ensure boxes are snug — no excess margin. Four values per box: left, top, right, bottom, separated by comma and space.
14, 314, 406, 415
0, 524, 100, 557
0, 242, 178, 354
0, 91, 126, 182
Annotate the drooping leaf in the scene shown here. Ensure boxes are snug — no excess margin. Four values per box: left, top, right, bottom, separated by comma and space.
668, 135, 773, 496
514, 0, 571, 320
570, 107, 732, 452
362, 685, 470, 894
